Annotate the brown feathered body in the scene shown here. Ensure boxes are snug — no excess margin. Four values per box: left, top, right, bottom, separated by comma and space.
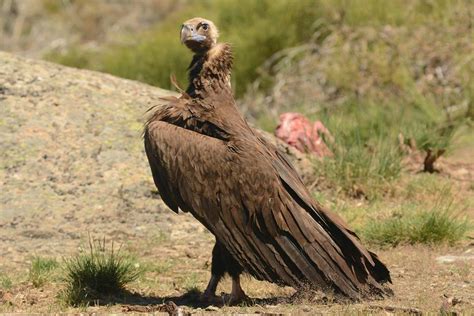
144, 43, 391, 299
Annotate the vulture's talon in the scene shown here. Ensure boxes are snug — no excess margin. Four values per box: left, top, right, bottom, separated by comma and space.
227, 293, 249, 306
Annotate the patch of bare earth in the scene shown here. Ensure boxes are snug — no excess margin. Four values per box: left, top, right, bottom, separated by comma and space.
0, 52, 472, 314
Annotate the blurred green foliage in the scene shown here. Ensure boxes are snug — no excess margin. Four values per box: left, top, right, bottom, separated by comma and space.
46, 0, 471, 96
46, 0, 321, 95
0, 273, 13, 290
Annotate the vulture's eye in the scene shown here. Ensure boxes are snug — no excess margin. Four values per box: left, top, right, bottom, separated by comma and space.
201, 23, 209, 31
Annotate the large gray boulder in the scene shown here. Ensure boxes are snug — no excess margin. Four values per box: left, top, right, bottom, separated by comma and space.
0, 52, 310, 264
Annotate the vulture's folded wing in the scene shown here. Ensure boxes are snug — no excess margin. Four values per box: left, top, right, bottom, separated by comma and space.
256, 135, 392, 287
145, 120, 390, 299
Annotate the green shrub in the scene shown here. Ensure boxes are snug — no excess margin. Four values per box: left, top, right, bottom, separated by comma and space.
240, 0, 471, 183
182, 272, 200, 292
61, 238, 141, 306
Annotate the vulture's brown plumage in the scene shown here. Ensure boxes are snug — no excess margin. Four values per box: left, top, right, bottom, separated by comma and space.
144, 17, 392, 304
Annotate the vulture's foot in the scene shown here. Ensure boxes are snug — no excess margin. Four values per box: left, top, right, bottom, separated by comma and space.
227, 292, 249, 306
200, 275, 223, 305
227, 275, 249, 306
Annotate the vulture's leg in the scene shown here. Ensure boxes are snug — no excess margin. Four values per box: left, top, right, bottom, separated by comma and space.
201, 239, 247, 305
222, 243, 247, 305
228, 274, 248, 305
200, 240, 226, 303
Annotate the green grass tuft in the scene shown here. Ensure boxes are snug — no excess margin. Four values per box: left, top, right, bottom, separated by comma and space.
29, 257, 59, 288
179, 272, 200, 292
316, 137, 402, 200
61, 237, 142, 306
312, 101, 407, 199
0, 273, 13, 290
363, 200, 470, 247
308, 91, 467, 199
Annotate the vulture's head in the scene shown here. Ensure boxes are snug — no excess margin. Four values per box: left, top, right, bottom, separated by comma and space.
181, 17, 219, 54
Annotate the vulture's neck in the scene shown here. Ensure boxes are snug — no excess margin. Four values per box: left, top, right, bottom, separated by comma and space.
186, 43, 233, 98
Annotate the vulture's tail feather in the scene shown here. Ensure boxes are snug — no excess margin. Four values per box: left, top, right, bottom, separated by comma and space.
368, 251, 392, 284
292, 208, 392, 299
251, 194, 392, 300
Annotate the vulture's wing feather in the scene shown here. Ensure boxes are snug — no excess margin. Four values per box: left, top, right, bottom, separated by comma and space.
145, 103, 390, 299
258, 136, 391, 286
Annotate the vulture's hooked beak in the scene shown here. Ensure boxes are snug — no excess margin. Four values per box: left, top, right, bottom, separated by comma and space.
180, 24, 206, 44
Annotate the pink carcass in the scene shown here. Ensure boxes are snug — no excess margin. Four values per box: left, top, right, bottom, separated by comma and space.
275, 112, 333, 157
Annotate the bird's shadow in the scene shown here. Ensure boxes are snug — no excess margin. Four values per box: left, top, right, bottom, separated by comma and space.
98, 288, 290, 312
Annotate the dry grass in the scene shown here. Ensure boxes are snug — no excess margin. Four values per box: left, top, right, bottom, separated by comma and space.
1, 165, 471, 313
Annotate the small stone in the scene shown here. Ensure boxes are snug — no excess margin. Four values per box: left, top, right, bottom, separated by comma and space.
302, 306, 312, 312
205, 305, 219, 311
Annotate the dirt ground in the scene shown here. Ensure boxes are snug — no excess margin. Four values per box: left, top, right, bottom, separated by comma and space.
0, 52, 473, 314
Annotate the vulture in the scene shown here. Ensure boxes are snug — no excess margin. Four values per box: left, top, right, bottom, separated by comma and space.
144, 17, 392, 304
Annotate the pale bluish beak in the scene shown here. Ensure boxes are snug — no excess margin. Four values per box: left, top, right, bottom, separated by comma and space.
181, 24, 206, 43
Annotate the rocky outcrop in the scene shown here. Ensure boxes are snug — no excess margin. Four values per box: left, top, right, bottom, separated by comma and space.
0, 52, 311, 262
0, 51, 177, 221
